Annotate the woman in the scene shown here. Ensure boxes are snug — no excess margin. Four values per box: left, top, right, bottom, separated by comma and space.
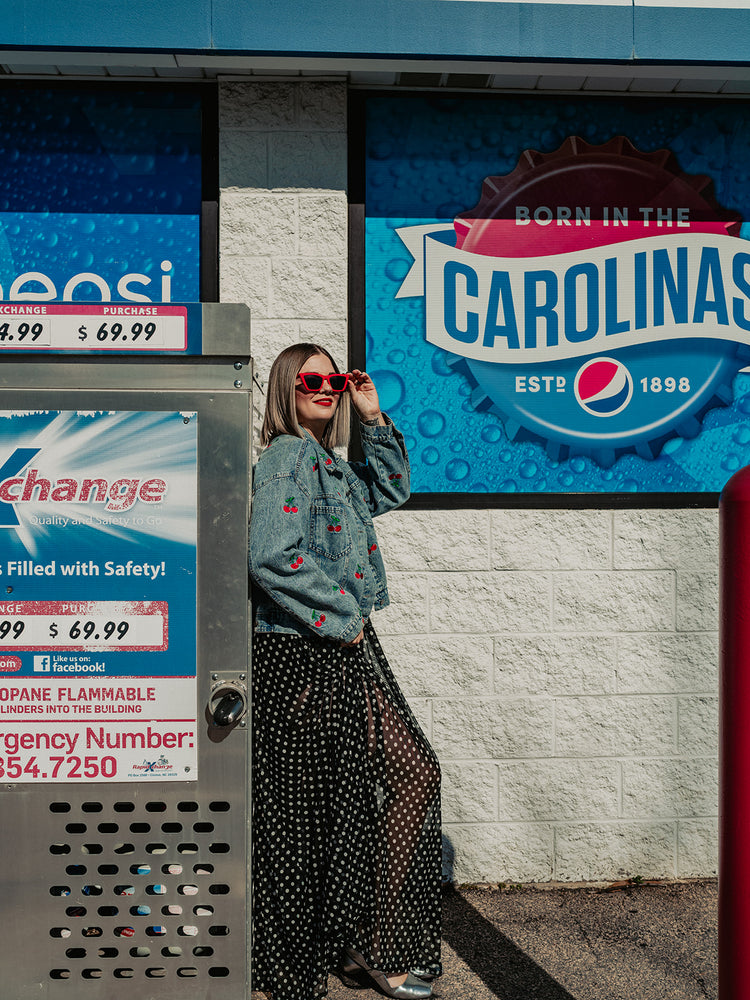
249, 343, 442, 1000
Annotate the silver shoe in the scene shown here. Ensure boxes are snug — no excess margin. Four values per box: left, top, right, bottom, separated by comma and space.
341, 956, 437, 983
410, 967, 437, 981
344, 948, 433, 998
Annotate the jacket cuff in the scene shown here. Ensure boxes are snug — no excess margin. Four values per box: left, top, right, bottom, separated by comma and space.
359, 412, 395, 440
340, 616, 365, 642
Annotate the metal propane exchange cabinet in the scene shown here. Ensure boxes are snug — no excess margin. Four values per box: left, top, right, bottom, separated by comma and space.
0, 302, 252, 999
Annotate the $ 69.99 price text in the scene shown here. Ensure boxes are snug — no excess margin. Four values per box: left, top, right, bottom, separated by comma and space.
78, 321, 158, 344
0, 619, 130, 642
0, 603, 166, 650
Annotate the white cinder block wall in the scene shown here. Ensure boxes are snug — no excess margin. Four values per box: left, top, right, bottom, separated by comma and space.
220, 81, 719, 884
376, 508, 718, 883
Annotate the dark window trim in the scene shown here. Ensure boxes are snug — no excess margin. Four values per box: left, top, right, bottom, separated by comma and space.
403, 491, 719, 510
200, 84, 219, 302
348, 90, 367, 466
347, 88, 725, 511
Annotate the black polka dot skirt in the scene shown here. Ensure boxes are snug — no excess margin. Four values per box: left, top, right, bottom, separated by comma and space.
251, 619, 442, 1000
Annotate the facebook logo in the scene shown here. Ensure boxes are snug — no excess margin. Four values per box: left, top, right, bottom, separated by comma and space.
33, 656, 51, 672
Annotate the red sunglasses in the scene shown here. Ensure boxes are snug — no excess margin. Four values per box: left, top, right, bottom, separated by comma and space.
296, 372, 350, 392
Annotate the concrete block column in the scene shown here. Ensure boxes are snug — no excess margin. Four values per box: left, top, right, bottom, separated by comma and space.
218, 80, 349, 431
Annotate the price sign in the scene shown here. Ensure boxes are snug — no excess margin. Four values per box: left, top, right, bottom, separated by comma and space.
0, 319, 48, 346
0, 601, 168, 651
76, 319, 163, 346
0, 305, 187, 352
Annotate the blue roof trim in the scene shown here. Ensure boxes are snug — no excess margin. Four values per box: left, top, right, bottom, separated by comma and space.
212, 1, 633, 62
1, 0, 213, 51
1, 1, 633, 60
634, 6, 750, 64
4, 1, 750, 66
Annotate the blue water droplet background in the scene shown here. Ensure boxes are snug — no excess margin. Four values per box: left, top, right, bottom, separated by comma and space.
417, 409, 445, 438
371, 370, 405, 411
445, 458, 469, 481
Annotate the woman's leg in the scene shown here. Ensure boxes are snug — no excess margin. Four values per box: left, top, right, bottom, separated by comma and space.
359, 679, 441, 975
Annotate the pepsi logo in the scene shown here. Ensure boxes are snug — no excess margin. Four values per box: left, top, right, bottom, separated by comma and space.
574, 358, 633, 417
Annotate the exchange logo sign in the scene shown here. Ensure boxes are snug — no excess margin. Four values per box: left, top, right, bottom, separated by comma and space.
395, 136, 749, 467
0, 447, 168, 528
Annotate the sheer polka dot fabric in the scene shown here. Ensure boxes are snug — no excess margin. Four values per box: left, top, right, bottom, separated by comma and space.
252, 621, 442, 999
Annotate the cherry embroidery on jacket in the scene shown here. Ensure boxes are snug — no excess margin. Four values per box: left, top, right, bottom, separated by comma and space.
311, 455, 319, 471
283, 496, 298, 513
388, 472, 402, 481
327, 515, 342, 533
331, 582, 345, 595
355, 564, 364, 579
369, 543, 377, 553
290, 556, 304, 570
311, 609, 326, 628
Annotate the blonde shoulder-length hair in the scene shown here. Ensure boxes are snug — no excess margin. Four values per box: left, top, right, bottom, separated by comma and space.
259, 343, 351, 450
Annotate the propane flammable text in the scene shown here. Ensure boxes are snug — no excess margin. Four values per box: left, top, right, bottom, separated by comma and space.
0, 685, 155, 702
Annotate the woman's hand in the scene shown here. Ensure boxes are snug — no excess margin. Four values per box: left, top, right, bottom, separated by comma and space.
347, 370, 385, 425
341, 628, 365, 647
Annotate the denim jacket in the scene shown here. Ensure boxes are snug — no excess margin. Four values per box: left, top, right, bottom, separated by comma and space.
249, 417, 410, 643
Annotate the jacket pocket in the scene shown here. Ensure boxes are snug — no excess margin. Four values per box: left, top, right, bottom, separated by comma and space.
309, 500, 352, 560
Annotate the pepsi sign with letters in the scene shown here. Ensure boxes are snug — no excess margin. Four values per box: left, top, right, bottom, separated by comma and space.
0, 87, 201, 308
364, 95, 750, 495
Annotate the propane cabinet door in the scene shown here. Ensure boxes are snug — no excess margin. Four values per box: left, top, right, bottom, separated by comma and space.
0, 383, 251, 1000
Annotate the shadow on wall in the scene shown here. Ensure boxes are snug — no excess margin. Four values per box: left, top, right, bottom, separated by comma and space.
441, 835, 576, 1000
442, 833, 455, 883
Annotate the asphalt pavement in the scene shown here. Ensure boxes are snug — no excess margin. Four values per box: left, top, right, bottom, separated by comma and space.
325, 879, 718, 1000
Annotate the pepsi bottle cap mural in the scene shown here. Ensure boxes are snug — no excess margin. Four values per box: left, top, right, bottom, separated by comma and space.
364, 95, 750, 495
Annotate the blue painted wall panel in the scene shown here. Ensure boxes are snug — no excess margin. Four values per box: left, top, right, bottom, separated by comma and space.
0, 0, 633, 61
0, 0, 212, 51
6, 0, 750, 67
210, 1, 633, 61
634, 6, 750, 64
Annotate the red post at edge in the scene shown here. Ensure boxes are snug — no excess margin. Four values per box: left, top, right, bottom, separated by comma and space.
720, 466, 750, 999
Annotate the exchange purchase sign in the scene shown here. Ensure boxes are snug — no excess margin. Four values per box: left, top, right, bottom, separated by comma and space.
0, 410, 197, 781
